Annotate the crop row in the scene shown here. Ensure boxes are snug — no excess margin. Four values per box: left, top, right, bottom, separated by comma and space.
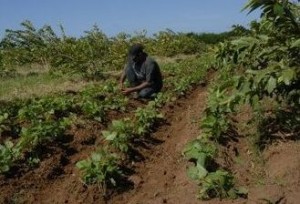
0, 80, 127, 173
183, 0, 300, 200
0, 56, 210, 178
75, 55, 211, 192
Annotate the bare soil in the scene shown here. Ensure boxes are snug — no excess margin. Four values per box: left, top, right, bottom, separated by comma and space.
109, 86, 208, 204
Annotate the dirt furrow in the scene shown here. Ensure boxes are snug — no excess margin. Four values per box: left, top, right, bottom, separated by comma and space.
109, 87, 207, 204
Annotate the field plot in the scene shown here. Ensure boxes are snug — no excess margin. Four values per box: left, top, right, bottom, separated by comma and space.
1, 0, 300, 203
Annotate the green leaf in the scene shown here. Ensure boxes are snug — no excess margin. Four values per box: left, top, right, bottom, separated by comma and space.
227, 188, 238, 199
187, 163, 208, 180
196, 153, 208, 167
242, 0, 263, 14
183, 140, 216, 161
278, 69, 295, 85
266, 76, 277, 94
112, 120, 123, 129
291, 39, 300, 48
102, 131, 117, 141
273, 3, 284, 16
250, 94, 260, 109
236, 186, 248, 195
76, 160, 90, 169
0, 165, 10, 173
0, 113, 8, 122
231, 37, 256, 50
4, 141, 14, 149
137, 126, 145, 135
91, 152, 101, 162
201, 115, 217, 129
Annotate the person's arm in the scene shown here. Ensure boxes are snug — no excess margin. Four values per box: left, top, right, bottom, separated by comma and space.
122, 81, 150, 95
119, 69, 126, 89
122, 60, 158, 94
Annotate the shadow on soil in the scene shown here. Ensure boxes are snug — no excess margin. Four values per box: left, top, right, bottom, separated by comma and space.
258, 108, 300, 150
106, 124, 165, 198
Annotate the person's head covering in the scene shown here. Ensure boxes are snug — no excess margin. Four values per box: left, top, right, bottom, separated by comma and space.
128, 44, 144, 57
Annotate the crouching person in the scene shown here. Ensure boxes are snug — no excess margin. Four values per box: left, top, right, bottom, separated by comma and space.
119, 44, 163, 99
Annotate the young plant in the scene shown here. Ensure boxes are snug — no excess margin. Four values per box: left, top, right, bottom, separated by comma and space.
134, 102, 163, 135
102, 119, 134, 153
198, 170, 239, 200
183, 139, 217, 180
80, 98, 105, 122
17, 117, 71, 151
76, 149, 120, 188
0, 113, 9, 136
0, 141, 19, 173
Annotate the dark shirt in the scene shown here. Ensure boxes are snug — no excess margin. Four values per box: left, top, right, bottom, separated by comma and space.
126, 56, 163, 91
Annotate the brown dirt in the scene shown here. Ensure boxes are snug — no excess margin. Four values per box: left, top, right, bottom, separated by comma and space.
252, 141, 300, 204
109, 87, 208, 204
1, 84, 300, 204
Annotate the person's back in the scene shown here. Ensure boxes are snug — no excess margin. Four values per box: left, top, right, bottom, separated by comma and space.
143, 56, 163, 92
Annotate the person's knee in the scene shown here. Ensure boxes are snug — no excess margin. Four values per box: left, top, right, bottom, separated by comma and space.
138, 90, 150, 98
138, 88, 155, 98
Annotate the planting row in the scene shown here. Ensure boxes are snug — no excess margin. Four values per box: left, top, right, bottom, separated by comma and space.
75, 55, 211, 191
183, 0, 300, 200
0, 55, 211, 176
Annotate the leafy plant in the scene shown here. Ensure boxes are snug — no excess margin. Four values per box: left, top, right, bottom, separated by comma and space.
0, 113, 9, 136
17, 117, 71, 151
0, 141, 19, 173
76, 149, 120, 188
185, 0, 299, 200
198, 170, 243, 200
80, 98, 106, 121
134, 102, 163, 135
102, 119, 134, 153
183, 139, 217, 180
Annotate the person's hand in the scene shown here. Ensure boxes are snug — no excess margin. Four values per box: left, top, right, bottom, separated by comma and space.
122, 88, 133, 95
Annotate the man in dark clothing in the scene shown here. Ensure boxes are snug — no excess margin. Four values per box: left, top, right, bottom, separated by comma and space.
119, 44, 163, 99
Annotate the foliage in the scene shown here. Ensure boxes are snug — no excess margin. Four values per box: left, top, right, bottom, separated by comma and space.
152, 30, 204, 56
134, 102, 163, 135
0, 79, 129, 174
78, 81, 128, 120
0, 22, 207, 78
187, 25, 250, 44
17, 118, 71, 151
198, 170, 239, 200
0, 22, 214, 200
0, 141, 19, 173
212, 0, 300, 142
0, 20, 59, 67
102, 119, 134, 153
183, 139, 217, 180
184, 0, 300, 200
183, 139, 246, 200
201, 82, 241, 141
0, 113, 10, 136
76, 149, 120, 186
49, 26, 110, 78
18, 95, 74, 122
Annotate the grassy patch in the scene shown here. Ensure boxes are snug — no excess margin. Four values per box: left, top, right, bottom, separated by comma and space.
0, 73, 91, 101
